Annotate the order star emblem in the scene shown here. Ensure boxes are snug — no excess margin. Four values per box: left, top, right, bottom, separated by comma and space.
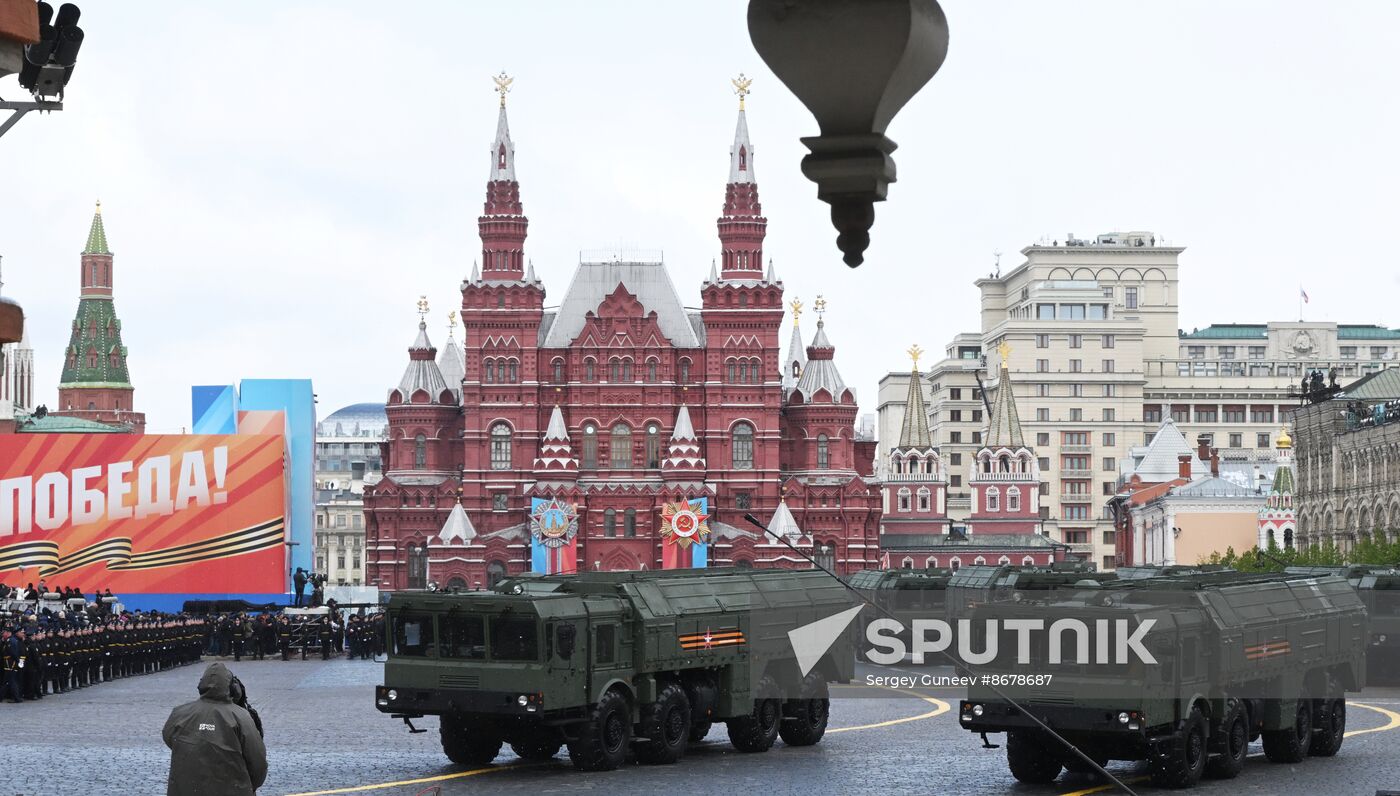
703, 628, 714, 650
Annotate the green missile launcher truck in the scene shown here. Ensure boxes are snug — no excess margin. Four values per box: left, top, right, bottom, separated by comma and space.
1287, 565, 1400, 677
375, 567, 857, 771
959, 570, 1366, 789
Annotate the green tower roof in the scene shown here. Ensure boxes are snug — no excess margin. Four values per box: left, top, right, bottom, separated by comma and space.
84, 201, 110, 255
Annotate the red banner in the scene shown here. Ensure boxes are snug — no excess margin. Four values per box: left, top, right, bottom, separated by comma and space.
0, 434, 287, 593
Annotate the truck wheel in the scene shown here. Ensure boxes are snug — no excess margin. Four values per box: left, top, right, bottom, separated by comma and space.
1148, 705, 1207, 789
1309, 697, 1345, 757
510, 734, 563, 761
567, 689, 632, 771
688, 722, 712, 743
635, 682, 691, 764
1262, 697, 1312, 764
727, 675, 781, 753
1006, 731, 1062, 784
1205, 699, 1247, 779
779, 672, 830, 746
440, 714, 502, 766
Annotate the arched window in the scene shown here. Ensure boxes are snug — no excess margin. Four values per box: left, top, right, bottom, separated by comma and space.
739, 293, 748, 308
87, 350, 97, 368
727, 360, 737, 383
974, 556, 987, 565
739, 146, 747, 171
901, 557, 914, 570
817, 434, 830, 469
498, 144, 507, 170
732, 422, 755, 469
490, 423, 512, 470
791, 360, 801, 378
414, 434, 427, 468
897, 488, 911, 511
986, 487, 1000, 512
486, 560, 507, 588
950, 557, 961, 571
998, 555, 1011, 565
496, 360, 508, 383
581, 424, 598, 469
552, 358, 564, 382
646, 359, 658, 382
1022, 556, 1034, 566
925, 557, 938, 569
678, 358, 690, 383
609, 359, 621, 382
604, 508, 617, 537
483, 358, 494, 384
1007, 487, 1021, 512
622, 359, 633, 381
645, 423, 661, 468
610, 423, 632, 469
407, 543, 427, 589
585, 358, 596, 381
917, 487, 931, 512
624, 508, 637, 537
508, 360, 518, 383
814, 542, 835, 571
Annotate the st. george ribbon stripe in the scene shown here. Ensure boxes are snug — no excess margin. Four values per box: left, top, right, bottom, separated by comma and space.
1, 517, 284, 577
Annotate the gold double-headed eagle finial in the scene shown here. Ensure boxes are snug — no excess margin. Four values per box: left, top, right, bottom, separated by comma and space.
416, 295, 429, 320
996, 339, 1012, 368
493, 71, 513, 108
813, 295, 827, 321
732, 73, 753, 111
790, 298, 803, 326
908, 344, 924, 369
447, 310, 458, 333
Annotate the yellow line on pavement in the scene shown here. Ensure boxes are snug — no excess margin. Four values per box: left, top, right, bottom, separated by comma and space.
1057, 776, 1148, 796
284, 763, 528, 796
829, 687, 949, 733
1345, 700, 1400, 737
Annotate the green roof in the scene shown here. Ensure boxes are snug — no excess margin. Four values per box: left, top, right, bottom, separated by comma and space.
84, 202, 110, 255
1342, 367, 1400, 400
60, 297, 132, 386
1180, 325, 1267, 340
15, 412, 131, 433
1338, 325, 1400, 340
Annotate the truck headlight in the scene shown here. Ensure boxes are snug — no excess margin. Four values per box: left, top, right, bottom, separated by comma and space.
387, 689, 398, 702
1118, 711, 1129, 724
972, 704, 985, 717
518, 694, 530, 707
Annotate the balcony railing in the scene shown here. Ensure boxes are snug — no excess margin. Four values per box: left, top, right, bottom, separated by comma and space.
1060, 492, 1095, 503
1060, 468, 1093, 479
1060, 444, 1093, 453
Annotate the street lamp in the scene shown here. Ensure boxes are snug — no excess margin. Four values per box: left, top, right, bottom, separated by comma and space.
1, 1, 84, 139
748, 0, 949, 268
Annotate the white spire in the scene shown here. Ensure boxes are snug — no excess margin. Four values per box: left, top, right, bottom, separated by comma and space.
490, 104, 516, 181
708, 259, 718, 284
544, 405, 569, 441
470, 261, 480, 282
766, 259, 776, 283
671, 404, 697, 441
526, 260, 537, 282
783, 319, 807, 392
767, 499, 804, 542
438, 502, 476, 545
728, 109, 755, 184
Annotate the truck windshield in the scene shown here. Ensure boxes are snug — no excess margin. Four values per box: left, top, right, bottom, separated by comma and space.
392, 613, 436, 657
441, 615, 486, 659
490, 615, 539, 661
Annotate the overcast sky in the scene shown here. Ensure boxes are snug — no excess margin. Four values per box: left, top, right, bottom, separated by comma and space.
3, 1, 1397, 432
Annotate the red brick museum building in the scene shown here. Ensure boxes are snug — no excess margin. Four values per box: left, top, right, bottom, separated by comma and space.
364, 90, 880, 590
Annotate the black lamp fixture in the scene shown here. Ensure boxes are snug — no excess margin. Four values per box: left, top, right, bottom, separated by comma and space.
748, 0, 949, 267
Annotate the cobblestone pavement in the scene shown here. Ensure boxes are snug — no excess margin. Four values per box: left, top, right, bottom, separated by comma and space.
21, 659, 1400, 796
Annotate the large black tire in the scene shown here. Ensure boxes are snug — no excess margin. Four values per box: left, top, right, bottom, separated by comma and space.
1149, 705, 1208, 789
1006, 731, 1063, 784
727, 675, 782, 753
1309, 697, 1346, 757
1262, 697, 1312, 764
688, 722, 712, 744
779, 672, 830, 747
1205, 699, 1248, 780
635, 682, 691, 764
567, 689, 632, 771
440, 714, 502, 766
510, 732, 563, 761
